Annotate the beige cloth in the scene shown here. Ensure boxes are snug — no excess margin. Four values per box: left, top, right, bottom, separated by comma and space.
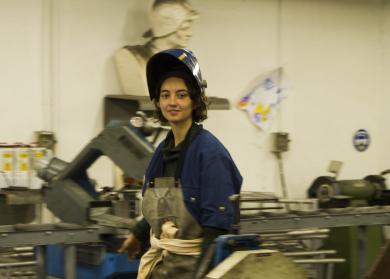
137, 221, 202, 279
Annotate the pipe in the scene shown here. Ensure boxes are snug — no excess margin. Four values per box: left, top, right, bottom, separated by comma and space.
293, 258, 345, 264
0, 261, 36, 268
284, 250, 336, 257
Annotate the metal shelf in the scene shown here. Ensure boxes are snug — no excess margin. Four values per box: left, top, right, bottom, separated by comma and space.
0, 224, 115, 248
239, 207, 390, 233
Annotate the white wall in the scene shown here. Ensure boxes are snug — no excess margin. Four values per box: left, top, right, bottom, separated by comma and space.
192, 0, 386, 197
379, 0, 390, 171
192, 0, 281, 193
279, 0, 384, 196
51, 0, 133, 185
0, 1, 44, 142
1, 0, 389, 198
380, 9, 390, 239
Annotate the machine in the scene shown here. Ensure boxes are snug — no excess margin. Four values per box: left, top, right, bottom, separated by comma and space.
308, 170, 390, 208
41, 120, 154, 227
38, 120, 155, 278
0, 119, 156, 279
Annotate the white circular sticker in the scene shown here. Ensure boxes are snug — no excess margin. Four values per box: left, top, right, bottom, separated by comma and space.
353, 129, 370, 152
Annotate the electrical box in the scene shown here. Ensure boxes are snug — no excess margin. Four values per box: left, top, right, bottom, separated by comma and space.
271, 132, 290, 153
327, 160, 343, 178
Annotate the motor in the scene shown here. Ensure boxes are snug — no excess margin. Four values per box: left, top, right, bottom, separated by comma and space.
308, 169, 390, 208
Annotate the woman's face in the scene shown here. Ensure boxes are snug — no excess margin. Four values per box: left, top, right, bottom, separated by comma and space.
158, 76, 193, 126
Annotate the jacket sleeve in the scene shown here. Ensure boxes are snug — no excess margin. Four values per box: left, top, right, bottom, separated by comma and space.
198, 149, 242, 231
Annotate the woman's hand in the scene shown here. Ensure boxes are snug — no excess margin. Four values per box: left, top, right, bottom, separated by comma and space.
118, 233, 142, 260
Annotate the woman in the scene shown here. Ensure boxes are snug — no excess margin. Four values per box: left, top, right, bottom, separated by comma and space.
119, 48, 242, 279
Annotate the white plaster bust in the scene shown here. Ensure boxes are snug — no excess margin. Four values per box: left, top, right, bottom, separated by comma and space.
114, 0, 199, 96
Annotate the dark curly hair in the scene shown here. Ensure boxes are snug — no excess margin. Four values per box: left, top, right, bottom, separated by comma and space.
153, 70, 208, 123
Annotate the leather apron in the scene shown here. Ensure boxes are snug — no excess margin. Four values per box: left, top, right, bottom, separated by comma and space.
141, 127, 203, 279
142, 178, 203, 279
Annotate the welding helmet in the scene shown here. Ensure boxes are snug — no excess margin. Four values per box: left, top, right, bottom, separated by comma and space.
143, 0, 199, 38
146, 48, 207, 100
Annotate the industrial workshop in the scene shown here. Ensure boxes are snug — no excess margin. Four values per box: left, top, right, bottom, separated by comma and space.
1, 0, 390, 278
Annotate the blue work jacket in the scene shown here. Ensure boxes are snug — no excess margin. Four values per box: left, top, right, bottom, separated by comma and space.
143, 128, 242, 231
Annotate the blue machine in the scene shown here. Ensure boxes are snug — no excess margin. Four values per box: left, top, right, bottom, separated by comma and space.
213, 234, 260, 266
46, 234, 259, 278
46, 245, 139, 279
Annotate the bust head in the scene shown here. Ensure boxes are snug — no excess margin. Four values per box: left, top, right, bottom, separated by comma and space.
143, 0, 199, 48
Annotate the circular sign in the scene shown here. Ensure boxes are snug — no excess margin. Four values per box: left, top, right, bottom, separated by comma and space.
353, 129, 370, 152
